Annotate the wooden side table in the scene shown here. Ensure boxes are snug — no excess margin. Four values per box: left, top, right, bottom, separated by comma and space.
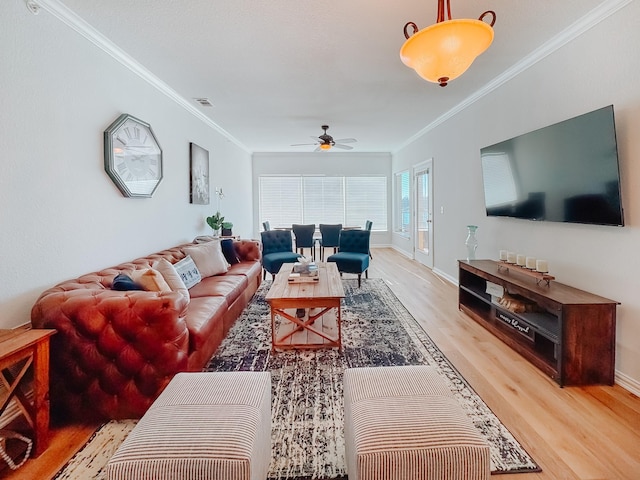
0, 328, 56, 456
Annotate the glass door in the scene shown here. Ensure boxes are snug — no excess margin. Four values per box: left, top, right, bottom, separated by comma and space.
414, 160, 433, 268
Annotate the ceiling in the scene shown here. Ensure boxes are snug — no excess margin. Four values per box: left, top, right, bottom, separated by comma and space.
54, 0, 607, 153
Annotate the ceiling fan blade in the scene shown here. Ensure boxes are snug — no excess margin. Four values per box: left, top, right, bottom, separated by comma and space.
314, 146, 322, 152
333, 138, 357, 144
334, 144, 354, 150
291, 143, 318, 146
310, 136, 322, 142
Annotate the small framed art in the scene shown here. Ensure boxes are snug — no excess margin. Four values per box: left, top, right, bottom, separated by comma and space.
190, 143, 210, 204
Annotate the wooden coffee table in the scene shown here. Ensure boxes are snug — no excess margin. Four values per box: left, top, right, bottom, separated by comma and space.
265, 262, 345, 350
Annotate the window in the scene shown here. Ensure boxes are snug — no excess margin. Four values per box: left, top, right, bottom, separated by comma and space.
259, 175, 387, 230
394, 171, 410, 234
303, 177, 344, 225
258, 176, 302, 227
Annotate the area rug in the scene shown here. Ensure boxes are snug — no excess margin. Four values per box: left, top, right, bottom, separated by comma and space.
55, 278, 539, 479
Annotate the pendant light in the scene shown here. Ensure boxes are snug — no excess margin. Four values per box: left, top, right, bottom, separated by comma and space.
400, 0, 496, 87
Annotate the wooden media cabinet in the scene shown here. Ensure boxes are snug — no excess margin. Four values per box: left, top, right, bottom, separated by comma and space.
458, 260, 617, 386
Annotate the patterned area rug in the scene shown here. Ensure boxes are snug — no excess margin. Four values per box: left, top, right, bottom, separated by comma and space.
55, 278, 539, 479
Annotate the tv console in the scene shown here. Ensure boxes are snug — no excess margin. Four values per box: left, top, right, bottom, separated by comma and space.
458, 259, 617, 386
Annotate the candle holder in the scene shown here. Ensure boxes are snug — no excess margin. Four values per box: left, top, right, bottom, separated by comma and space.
497, 260, 555, 286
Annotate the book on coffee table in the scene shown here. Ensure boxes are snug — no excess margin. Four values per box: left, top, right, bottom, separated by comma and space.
288, 272, 320, 283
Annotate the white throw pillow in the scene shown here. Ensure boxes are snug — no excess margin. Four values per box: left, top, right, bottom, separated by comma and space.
173, 255, 202, 289
153, 258, 190, 301
182, 239, 229, 278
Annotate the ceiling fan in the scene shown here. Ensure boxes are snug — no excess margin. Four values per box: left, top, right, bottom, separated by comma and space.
291, 125, 357, 151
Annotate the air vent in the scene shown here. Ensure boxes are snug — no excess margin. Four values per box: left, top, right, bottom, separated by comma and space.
194, 98, 214, 107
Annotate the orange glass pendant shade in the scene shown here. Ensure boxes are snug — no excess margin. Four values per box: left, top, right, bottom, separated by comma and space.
400, 0, 496, 86
319, 143, 332, 150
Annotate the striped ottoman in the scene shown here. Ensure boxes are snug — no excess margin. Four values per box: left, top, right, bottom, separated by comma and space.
343, 365, 490, 480
106, 371, 272, 480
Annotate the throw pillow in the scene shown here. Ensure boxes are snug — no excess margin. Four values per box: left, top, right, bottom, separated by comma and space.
221, 238, 240, 265
173, 255, 202, 289
112, 273, 144, 291
182, 240, 229, 278
153, 258, 190, 301
130, 268, 172, 292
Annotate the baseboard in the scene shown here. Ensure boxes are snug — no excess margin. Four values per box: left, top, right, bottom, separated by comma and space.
433, 267, 457, 286
389, 245, 413, 259
615, 370, 640, 396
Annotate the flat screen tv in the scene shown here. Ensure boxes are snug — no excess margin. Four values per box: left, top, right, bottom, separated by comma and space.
480, 105, 624, 226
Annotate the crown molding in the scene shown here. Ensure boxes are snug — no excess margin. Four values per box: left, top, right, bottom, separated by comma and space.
394, 0, 634, 154
34, 0, 250, 154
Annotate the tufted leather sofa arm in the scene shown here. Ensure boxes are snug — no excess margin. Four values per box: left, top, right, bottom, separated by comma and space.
234, 239, 262, 262
30, 239, 261, 421
32, 281, 190, 420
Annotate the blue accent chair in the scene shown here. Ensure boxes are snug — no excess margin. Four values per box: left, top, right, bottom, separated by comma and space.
319, 224, 342, 261
292, 224, 316, 260
260, 230, 301, 280
327, 229, 371, 287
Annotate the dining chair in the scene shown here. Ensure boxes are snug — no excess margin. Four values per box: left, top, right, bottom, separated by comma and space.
260, 230, 301, 280
262, 221, 271, 231
292, 224, 316, 260
327, 229, 371, 287
318, 224, 342, 262
364, 220, 373, 257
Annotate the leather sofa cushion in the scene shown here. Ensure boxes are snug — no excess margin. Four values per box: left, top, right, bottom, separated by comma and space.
188, 274, 248, 304
227, 261, 262, 280
184, 296, 227, 355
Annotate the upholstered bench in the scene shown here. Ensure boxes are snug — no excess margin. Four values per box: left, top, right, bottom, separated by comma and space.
106, 371, 272, 480
344, 365, 490, 480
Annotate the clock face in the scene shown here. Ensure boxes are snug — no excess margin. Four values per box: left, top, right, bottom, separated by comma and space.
104, 114, 163, 197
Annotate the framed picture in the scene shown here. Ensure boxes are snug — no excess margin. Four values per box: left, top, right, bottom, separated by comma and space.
190, 143, 210, 204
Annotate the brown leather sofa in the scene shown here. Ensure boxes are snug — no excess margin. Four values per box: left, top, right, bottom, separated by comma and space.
31, 239, 261, 421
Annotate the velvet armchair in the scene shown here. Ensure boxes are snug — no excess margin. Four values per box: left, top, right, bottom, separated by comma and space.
327, 229, 371, 287
260, 230, 301, 279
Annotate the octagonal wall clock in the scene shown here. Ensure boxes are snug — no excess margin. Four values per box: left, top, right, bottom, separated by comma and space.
104, 113, 163, 197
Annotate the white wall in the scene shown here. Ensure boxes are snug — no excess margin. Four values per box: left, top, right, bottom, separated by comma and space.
252, 152, 392, 245
392, 2, 640, 389
0, 2, 252, 329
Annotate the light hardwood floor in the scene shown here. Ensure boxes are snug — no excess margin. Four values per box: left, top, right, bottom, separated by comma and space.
4, 247, 640, 479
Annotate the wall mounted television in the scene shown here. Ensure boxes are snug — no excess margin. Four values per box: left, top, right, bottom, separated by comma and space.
480, 105, 624, 226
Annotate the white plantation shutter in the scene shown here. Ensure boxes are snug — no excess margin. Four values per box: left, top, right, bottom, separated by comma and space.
303, 177, 344, 225
259, 176, 302, 228
259, 175, 387, 230
345, 177, 387, 229
395, 171, 410, 233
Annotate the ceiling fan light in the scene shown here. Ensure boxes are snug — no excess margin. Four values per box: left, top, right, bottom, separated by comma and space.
319, 143, 332, 151
400, 19, 493, 86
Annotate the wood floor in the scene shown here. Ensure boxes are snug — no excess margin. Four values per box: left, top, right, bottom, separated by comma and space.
4, 247, 640, 479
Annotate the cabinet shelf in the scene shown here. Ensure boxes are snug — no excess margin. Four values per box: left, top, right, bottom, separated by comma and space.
458, 260, 617, 386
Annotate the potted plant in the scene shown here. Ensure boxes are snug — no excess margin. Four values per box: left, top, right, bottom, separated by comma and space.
221, 221, 233, 237
206, 211, 225, 237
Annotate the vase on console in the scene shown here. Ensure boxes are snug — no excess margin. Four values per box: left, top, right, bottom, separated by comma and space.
465, 225, 478, 261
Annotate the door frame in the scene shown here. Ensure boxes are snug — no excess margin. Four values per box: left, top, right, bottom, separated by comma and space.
413, 159, 434, 268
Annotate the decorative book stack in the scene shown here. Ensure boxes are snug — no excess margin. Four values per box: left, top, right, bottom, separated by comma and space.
288, 262, 319, 283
